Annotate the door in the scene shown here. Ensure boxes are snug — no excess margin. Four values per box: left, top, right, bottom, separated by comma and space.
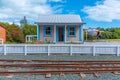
56, 26, 65, 42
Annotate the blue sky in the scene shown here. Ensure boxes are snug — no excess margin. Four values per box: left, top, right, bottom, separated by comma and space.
0, 0, 120, 28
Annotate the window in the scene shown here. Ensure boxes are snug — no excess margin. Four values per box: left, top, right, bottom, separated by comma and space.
70, 27, 75, 35
68, 26, 76, 37
46, 27, 51, 35
44, 26, 52, 36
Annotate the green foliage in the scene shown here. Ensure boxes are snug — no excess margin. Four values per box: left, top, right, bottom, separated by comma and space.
0, 22, 37, 43
97, 27, 120, 39
101, 31, 112, 39
23, 24, 37, 36
5, 41, 17, 44
0, 22, 9, 27
84, 32, 87, 40
85, 27, 120, 40
6, 24, 25, 43
96, 27, 105, 31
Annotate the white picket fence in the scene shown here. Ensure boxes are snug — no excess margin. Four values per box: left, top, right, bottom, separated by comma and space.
0, 44, 120, 56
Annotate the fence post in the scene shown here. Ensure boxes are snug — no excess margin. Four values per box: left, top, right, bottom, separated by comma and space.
48, 45, 50, 56
70, 45, 72, 56
117, 46, 119, 56
25, 45, 27, 55
4, 45, 6, 55
93, 46, 96, 56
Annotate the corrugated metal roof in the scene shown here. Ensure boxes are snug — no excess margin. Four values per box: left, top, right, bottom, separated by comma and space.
36, 15, 83, 24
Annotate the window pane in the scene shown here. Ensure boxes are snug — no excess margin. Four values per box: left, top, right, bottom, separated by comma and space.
46, 27, 51, 35
46, 27, 50, 30
70, 27, 75, 35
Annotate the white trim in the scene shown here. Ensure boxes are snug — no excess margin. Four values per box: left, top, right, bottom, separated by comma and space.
26, 35, 37, 42
37, 25, 38, 40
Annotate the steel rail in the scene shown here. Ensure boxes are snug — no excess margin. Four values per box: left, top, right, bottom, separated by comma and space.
0, 69, 120, 75
4, 62, 120, 65
0, 64, 120, 68
0, 59, 120, 63
0, 60, 119, 76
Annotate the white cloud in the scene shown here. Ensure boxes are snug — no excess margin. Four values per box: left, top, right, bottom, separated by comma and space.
0, 13, 9, 19
0, 0, 63, 24
82, 0, 120, 22
49, 0, 62, 2
66, 10, 77, 14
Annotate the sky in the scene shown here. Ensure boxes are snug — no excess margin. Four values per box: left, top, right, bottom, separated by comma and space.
0, 0, 120, 28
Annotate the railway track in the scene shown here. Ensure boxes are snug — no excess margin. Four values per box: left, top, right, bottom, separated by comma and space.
0, 59, 120, 78
1, 59, 120, 62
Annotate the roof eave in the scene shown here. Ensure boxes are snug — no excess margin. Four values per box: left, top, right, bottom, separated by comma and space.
35, 22, 85, 25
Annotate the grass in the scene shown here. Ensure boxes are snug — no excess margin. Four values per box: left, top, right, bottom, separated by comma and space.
103, 39, 120, 42
5, 41, 18, 44
85, 39, 120, 42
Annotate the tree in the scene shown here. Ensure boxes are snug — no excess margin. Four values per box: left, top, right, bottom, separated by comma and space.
0, 22, 9, 27
7, 24, 25, 43
0, 22, 37, 43
97, 27, 105, 31
23, 24, 37, 37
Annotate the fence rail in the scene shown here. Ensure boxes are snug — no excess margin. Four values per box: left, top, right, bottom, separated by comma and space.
0, 44, 119, 56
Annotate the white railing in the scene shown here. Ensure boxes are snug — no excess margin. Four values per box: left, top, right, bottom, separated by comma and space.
0, 44, 119, 56
26, 35, 37, 42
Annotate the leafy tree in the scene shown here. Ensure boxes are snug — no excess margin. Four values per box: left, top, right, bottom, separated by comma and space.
97, 27, 105, 31
0, 22, 37, 43
7, 24, 25, 43
0, 22, 9, 26
85, 27, 120, 40
23, 24, 37, 37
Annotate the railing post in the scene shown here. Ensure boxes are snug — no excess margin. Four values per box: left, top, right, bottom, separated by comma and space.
25, 45, 27, 55
117, 46, 119, 56
48, 45, 50, 56
70, 45, 72, 56
4, 45, 6, 55
93, 46, 96, 56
